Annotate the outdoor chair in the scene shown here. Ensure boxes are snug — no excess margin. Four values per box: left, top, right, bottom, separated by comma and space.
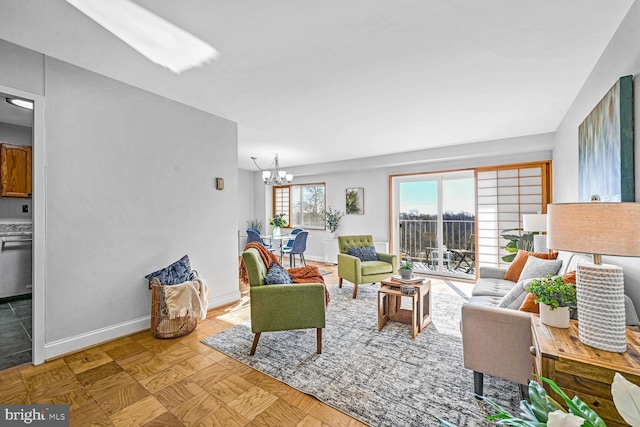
242, 247, 325, 355
337, 235, 397, 298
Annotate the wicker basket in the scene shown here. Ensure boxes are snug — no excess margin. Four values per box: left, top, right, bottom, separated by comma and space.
149, 276, 198, 339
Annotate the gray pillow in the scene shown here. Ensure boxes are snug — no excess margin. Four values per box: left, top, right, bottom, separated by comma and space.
498, 278, 536, 309
264, 263, 293, 285
348, 246, 379, 261
518, 256, 562, 282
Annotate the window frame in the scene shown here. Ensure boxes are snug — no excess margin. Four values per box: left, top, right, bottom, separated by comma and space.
273, 182, 326, 230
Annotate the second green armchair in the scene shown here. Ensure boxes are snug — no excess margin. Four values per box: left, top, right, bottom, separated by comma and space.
337, 235, 397, 298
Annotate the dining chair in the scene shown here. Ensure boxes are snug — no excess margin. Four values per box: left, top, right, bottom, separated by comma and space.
282, 231, 308, 267
281, 228, 304, 253
246, 229, 273, 249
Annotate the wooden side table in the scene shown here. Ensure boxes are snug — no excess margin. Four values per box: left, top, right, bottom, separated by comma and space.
378, 279, 432, 339
530, 314, 640, 426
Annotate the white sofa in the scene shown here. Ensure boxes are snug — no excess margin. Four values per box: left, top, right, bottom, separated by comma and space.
461, 251, 640, 396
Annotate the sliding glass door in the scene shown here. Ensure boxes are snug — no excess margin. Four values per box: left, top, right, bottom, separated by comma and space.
392, 171, 476, 279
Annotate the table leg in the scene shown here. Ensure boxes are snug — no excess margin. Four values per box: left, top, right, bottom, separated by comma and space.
411, 294, 418, 339
378, 291, 389, 331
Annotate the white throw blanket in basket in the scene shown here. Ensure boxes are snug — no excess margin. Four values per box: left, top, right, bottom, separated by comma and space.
163, 277, 209, 320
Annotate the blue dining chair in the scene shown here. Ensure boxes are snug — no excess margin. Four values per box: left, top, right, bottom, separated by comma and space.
282, 231, 308, 267
247, 229, 273, 249
281, 228, 304, 253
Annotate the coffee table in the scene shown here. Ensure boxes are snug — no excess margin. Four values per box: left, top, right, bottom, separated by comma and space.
378, 278, 432, 338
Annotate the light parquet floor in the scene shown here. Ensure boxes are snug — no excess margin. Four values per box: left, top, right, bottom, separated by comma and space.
0, 262, 370, 427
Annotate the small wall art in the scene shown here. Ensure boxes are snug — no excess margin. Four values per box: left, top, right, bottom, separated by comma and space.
346, 188, 364, 214
578, 75, 634, 202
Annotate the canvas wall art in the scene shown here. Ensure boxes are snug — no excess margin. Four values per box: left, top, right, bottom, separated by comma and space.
578, 75, 634, 202
346, 188, 364, 214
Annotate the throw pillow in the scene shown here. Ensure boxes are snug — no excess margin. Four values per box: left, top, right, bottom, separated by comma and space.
264, 263, 293, 285
562, 271, 577, 284
348, 246, 379, 261
518, 256, 563, 282
498, 278, 537, 310
145, 255, 195, 285
519, 293, 540, 314
503, 250, 559, 282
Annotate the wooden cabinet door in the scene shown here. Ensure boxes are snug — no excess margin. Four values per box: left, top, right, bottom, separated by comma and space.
0, 144, 32, 198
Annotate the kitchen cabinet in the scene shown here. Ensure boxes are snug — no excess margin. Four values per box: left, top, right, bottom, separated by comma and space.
0, 143, 32, 198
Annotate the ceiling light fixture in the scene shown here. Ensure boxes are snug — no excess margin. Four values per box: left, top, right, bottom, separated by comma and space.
6, 97, 34, 110
252, 154, 293, 186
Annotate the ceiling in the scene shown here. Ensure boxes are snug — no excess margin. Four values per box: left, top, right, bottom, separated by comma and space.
0, 1, 634, 170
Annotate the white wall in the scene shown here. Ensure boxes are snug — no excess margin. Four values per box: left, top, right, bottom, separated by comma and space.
243, 133, 554, 262
0, 38, 240, 360
553, 1, 640, 310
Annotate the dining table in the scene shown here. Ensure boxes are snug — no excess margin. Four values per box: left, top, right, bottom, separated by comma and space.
261, 233, 294, 263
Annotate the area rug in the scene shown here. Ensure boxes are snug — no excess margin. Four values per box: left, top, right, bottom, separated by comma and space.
202, 282, 521, 426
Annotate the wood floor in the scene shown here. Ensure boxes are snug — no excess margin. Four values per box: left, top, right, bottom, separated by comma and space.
0, 262, 369, 426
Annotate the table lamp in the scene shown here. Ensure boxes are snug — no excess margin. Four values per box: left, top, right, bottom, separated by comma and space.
522, 213, 548, 252
547, 202, 640, 352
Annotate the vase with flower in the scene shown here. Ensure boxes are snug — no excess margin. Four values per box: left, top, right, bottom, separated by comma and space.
269, 213, 288, 237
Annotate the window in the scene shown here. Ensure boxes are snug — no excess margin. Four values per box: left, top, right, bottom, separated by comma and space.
273, 183, 326, 229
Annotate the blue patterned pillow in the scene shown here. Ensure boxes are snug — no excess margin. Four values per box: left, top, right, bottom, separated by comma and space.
348, 246, 379, 261
264, 263, 293, 285
145, 255, 195, 285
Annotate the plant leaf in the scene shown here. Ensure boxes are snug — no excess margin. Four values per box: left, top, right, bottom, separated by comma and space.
611, 372, 640, 426
547, 410, 586, 427
435, 417, 459, 426
537, 377, 606, 427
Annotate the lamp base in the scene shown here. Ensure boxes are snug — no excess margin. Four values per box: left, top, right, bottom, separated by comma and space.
576, 263, 626, 353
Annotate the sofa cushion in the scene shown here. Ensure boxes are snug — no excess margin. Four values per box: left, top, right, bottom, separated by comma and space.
519, 293, 540, 313
467, 295, 504, 307
361, 260, 393, 275
471, 277, 517, 297
504, 250, 559, 282
518, 256, 562, 281
499, 278, 537, 309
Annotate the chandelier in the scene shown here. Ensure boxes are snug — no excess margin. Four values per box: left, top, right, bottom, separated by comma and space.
251, 154, 293, 185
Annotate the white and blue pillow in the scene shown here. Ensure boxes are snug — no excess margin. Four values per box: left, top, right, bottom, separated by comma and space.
145, 255, 195, 285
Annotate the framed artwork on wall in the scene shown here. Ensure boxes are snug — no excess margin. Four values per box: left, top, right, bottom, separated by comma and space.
578, 75, 634, 202
346, 188, 364, 214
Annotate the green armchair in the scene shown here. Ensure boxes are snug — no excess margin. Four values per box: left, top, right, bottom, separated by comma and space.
242, 248, 326, 355
337, 235, 397, 298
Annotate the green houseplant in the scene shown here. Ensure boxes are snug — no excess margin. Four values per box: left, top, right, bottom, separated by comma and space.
526, 274, 576, 328
324, 207, 344, 237
399, 260, 414, 279
438, 372, 640, 427
501, 228, 535, 262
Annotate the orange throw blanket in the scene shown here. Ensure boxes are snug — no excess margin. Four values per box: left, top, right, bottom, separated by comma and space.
240, 242, 330, 305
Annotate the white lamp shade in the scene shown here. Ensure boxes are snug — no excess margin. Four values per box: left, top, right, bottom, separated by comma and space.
547, 203, 640, 256
522, 214, 547, 232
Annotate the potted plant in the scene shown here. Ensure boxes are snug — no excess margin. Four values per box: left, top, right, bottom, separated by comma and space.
526, 274, 577, 328
500, 228, 535, 262
399, 260, 414, 279
324, 207, 344, 238
269, 213, 288, 237
438, 372, 640, 427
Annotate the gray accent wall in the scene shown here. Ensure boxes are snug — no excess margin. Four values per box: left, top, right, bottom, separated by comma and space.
0, 38, 240, 359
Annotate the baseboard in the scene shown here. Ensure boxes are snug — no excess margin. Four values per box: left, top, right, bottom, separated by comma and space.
44, 290, 242, 360
44, 316, 151, 360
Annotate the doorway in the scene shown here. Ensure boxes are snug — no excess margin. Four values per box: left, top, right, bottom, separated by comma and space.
392, 171, 476, 280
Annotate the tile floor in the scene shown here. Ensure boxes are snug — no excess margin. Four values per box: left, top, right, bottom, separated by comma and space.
0, 296, 32, 370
